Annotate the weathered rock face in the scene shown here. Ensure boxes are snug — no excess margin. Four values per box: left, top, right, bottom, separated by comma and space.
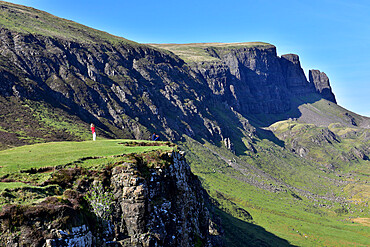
0, 151, 217, 247
280, 54, 314, 95
188, 48, 332, 116
309, 69, 337, 103
191, 46, 291, 114
0, 28, 228, 143
0, 26, 338, 144
110, 152, 211, 246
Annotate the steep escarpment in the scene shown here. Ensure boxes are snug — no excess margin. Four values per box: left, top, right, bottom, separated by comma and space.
190, 45, 291, 114
309, 69, 337, 103
0, 149, 217, 247
0, 0, 340, 150
152, 43, 337, 116
0, 27, 226, 146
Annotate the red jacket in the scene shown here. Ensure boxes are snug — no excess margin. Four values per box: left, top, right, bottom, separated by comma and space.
91, 126, 95, 133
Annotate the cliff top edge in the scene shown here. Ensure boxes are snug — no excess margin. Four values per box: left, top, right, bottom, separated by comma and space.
149, 42, 275, 63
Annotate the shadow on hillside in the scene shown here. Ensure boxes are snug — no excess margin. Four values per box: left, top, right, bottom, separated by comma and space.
254, 127, 285, 148
243, 94, 326, 148
248, 93, 324, 128
199, 180, 298, 247
214, 208, 298, 247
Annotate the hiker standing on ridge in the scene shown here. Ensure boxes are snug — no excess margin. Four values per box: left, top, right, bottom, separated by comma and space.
91, 123, 96, 141
151, 132, 159, 141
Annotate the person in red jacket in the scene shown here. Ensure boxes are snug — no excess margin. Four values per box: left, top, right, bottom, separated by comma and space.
90, 123, 96, 141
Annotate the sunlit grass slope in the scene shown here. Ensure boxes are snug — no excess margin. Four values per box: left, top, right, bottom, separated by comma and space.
149, 42, 274, 63
0, 0, 137, 45
0, 139, 172, 174
182, 137, 369, 247
0, 139, 174, 211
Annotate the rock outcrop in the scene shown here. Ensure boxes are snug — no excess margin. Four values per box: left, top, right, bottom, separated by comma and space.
280, 54, 314, 95
0, 151, 218, 247
110, 151, 211, 246
309, 69, 337, 103
190, 45, 291, 114
186, 47, 335, 117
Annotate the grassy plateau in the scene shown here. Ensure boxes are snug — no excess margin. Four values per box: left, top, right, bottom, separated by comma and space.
0, 139, 173, 206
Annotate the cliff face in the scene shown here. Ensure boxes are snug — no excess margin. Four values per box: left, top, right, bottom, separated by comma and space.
0, 21, 338, 146
191, 46, 290, 114
110, 151, 211, 247
0, 151, 217, 247
187, 48, 334, 115
309, 69, 337, 103
0, 28, 199, 140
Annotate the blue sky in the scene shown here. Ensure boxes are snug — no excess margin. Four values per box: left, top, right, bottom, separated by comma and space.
5, 0, 370, 116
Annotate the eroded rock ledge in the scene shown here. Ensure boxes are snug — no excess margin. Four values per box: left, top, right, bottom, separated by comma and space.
0, 151, 221, 247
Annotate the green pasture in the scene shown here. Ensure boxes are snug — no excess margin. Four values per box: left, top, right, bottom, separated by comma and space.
181, 136, 370, 247
0, 139, 172, 174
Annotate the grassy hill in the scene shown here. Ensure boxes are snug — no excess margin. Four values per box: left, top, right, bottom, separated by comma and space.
181, 130, 369, 246
0, 139, 173, 206
0, 0, 136, 45
149, 42, 274, 63
179, 96, 369, 247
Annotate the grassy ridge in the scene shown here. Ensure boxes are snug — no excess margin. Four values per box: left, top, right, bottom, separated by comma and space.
0, 0, 136, 45
0, 139, 171, 173
0, 139, 173, 196
149, 42, 274, 63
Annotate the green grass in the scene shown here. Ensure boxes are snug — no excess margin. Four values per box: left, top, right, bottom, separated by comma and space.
0, 139, 172, 174
176, 99, 370, 246
181, 135, 370, 247
270, 119, 370, 171
0, 182, 29, 191
0, 139, 174, 209
24, 100, 92, 141
149, 42, 274, 63
0, 0, 137, 45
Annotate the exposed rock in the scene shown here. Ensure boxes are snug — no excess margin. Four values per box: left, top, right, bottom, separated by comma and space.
343, 112, 358, 126
45, 225, 93, 247
111, 151, 214, 246
291, 139, 309, 157
190, 46, 292, 115
223, 137, 234, 152
0, 24, 343, 149
309, 69, 337, 103
280, 54, 314, 95
0, 151, 215, 247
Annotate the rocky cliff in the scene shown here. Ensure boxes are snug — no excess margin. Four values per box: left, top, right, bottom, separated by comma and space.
0, 150, 219, 247
185, 46, 327, 115
0, 0, 339, 148
0, 27, 338, 147
309, 69, 337, 103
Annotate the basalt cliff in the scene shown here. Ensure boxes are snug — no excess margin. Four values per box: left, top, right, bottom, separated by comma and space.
0, 2, 344, 148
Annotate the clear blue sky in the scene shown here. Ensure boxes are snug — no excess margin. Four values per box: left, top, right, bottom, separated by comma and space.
6, 0, 370, 116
